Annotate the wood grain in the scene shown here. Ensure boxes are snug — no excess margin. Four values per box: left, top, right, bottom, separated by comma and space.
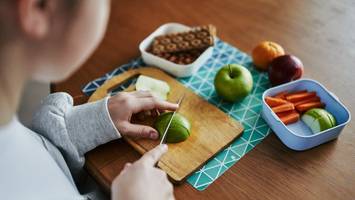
88, 67, 244, 182
52, 0, 355, 199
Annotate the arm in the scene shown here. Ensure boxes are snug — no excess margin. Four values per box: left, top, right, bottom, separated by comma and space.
32, 91, 176, 199
31, 92, 120, 180
31, 91, 178, 181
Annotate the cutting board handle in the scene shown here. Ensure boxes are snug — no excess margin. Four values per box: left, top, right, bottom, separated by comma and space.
88, 67, 166, 102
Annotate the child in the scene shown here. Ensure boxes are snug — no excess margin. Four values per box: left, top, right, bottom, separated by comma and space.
0, 0, 176, 199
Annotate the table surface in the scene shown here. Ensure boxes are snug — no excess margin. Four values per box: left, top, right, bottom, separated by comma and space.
52, 0, 355, 199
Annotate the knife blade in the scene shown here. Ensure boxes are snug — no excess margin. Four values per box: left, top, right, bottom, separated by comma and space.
159, 94, 185, 145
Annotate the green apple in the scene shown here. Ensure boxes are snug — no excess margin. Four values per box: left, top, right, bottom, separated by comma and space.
135, 75, 170, 100
301, 108, 337, 134
154, 112, 191, 143
214, 64, 253, 102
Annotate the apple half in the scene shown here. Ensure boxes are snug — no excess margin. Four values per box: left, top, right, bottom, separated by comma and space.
154, 112, 191, 143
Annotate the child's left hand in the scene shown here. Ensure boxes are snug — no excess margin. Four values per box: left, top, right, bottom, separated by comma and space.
108, 91, 178, 140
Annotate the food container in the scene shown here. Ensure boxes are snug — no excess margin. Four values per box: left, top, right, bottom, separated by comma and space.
139, 23, 214, 77
261, 79, 351, 151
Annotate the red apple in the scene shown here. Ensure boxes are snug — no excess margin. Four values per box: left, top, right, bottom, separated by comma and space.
268, 54, 304, 86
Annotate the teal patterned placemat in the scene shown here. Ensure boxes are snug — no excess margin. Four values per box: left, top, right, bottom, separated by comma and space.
82, 39, 271, 191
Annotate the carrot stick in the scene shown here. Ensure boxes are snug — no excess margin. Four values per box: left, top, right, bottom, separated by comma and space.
293, 96, 321, 107
272, 103, 295, 113
296, 101, 325, 113
265, 97, 289, 107
284, 90, 308, 97
280, 112, 300, 125
276, 110, 298, 118
286, 92, 317, 102
274, 91, 288, 100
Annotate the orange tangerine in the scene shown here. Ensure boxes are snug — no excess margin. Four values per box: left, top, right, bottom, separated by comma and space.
252, 41, 285, 70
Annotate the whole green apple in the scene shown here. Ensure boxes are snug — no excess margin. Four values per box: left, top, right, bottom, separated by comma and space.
214, 64, 253, 102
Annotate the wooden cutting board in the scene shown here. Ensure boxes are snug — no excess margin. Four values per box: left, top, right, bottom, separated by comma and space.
88, 67, 244, 183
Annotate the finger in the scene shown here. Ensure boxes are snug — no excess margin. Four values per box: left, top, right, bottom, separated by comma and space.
133, 97, 178, 113
161, 180, 174, 200
167, 194, 175, 200
121, 122, 159, 140
151, 109, 159, 117
120, 162, 132, 175
121, 163, 132, 174
135, 111, 151, 121
158, 109, 167, 114
140, 144, 168, 166
155, 168, 168, 181
124, 163, 132, 169
131, 90, 153, 98
165, 183, 175, 200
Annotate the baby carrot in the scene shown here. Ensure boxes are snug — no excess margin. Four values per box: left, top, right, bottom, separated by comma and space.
293, 96, 321, 107
285, 90, 308, 97
276, 110, 298, 118
274, 91, 288, 100
280, 112, 300, 125
286, 92, 317, 103
296, 101, 325, 113
265, 96, 289, 107
272, 103, 295, 113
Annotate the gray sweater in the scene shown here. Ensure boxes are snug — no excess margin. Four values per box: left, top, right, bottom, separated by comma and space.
31, 92, 121, 199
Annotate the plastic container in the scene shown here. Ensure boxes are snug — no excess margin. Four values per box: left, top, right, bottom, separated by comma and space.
261, 79, 351, 151
139, 23, 214, 77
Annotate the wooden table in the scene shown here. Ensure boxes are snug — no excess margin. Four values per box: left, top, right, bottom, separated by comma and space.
52, 0, 355, 199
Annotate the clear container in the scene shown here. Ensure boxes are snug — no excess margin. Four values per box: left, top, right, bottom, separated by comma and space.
262, 79, 351, 151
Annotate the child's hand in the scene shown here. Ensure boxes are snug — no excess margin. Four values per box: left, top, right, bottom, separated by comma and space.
108, 91, 178, 139
111, 144, 174, 200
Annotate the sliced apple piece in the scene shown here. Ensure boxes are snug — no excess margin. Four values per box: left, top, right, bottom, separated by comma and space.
135, 75, 170, 100
301, 108, 337, 134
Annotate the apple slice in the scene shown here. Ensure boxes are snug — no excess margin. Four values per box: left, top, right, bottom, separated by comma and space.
135, 75, 170, 100
301, 108, 337, 134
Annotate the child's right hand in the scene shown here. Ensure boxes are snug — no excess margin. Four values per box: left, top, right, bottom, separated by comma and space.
111, 144, 174, 200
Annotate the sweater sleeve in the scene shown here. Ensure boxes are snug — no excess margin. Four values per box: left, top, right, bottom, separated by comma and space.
31, 92, 120, 180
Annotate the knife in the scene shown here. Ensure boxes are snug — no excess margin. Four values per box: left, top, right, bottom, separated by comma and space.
159, 94, 185, 145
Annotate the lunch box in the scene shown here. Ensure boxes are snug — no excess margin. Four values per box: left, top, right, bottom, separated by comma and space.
139, 23, 214, 77
261, 79, 351, 151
